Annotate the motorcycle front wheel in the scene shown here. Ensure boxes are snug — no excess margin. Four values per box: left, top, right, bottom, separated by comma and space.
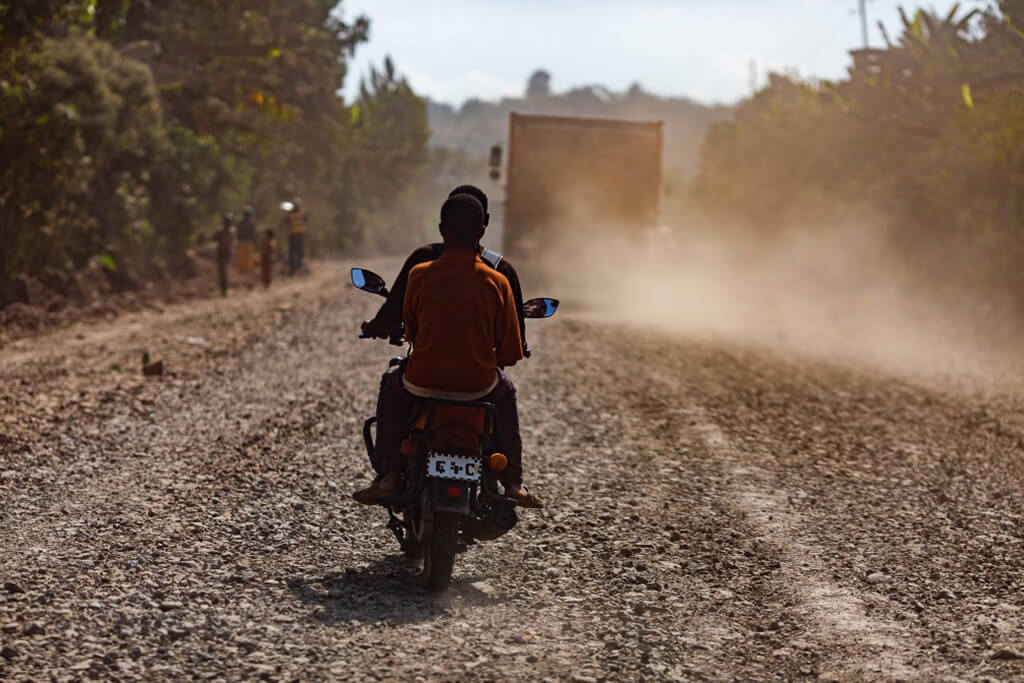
422, 512, 459, 591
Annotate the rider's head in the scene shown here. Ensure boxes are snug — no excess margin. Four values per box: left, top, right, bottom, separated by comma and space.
440, 194, 485, 249
449, 185, 489, 227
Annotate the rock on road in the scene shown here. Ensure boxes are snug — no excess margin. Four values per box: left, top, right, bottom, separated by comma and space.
2, 262, 1024, 681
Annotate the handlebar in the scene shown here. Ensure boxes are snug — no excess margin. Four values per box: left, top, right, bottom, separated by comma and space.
358, 324, 405, 346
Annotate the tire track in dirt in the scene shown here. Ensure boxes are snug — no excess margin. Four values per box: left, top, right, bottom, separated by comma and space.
630, 329, 1024, 680
694, 420, 921, 680
585, 331, 925, 679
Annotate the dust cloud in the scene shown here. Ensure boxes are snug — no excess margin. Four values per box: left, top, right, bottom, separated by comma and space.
531, 210, 1022, 389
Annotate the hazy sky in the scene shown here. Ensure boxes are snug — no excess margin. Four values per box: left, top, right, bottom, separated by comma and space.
339, 0, 987, 106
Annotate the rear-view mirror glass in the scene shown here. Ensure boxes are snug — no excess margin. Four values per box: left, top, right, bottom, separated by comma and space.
351, 268, 387, 296
523, 297, 559, 318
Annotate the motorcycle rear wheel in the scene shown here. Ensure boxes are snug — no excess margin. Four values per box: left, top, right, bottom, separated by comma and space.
423, 512, 459, 591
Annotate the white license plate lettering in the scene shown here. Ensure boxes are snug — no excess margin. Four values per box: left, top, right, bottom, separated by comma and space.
427, 454, 481, 482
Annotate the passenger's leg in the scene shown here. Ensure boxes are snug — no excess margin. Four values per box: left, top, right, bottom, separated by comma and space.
489, 371, 542, 507
371, 365, 404, 473
489, 371, 523, 488
354, 368, 411, 503
376, 368, 413, 472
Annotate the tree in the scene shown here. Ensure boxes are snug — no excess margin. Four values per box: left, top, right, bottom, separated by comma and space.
0, 0, 431, 286
341, 56, 429, 249
693, 1, 1024, 315
0, 35, 165, 276
526, 69, 551, 97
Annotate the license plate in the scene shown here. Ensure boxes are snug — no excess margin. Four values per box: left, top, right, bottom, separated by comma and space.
426, 454, 481, 482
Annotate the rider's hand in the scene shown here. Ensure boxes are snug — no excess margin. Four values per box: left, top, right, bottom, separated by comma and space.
361, 319, 387, 339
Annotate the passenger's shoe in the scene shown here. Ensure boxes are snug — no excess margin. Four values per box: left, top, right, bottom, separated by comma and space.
504, 484, 545, 509
352, 471, 400, 505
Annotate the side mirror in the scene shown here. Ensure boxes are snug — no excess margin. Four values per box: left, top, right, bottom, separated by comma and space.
350, 268, 388, 297
522, 297, 559, 319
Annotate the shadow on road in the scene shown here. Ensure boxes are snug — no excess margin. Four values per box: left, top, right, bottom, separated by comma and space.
286, 553, 501, 626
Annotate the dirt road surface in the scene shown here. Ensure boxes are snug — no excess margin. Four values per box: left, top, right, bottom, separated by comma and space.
3, 261, 1024, 681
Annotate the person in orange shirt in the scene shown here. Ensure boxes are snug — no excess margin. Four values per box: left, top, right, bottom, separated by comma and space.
353, 193, 543, 507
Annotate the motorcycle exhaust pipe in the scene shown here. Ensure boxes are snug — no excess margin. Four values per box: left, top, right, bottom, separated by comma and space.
493, 506, 518, 531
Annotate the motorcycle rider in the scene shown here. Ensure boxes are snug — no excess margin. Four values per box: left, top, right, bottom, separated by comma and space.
360, 185, 529, 358
353, 193, 544, 508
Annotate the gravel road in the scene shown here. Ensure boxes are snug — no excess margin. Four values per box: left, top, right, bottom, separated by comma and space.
3, 261, 1024, 681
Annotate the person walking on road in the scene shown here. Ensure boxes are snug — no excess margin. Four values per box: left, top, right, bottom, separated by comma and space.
235, 205, 257, 275
284, 197, 308, 275
215, 213, 236, 297
260, 228, 276, 289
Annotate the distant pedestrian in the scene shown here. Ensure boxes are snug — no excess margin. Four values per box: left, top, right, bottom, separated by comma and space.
260, 228, 276, 288
236, 205, 257, 275
284, 197, 308, 275
215, 213, 236, 297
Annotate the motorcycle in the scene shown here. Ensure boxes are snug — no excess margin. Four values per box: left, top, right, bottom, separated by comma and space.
350, 266, 558, 590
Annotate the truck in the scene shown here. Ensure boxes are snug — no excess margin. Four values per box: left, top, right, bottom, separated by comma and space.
496, 112, 663, 258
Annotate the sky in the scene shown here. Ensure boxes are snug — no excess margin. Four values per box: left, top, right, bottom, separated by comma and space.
338, 0, 988, 106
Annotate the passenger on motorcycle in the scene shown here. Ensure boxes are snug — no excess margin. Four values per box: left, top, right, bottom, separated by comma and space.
353, 193, 544, 508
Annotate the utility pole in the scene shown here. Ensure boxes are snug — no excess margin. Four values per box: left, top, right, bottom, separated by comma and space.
858, 0, 869, 48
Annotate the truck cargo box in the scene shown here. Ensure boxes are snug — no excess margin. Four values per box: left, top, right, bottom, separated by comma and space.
503, 112, 663, 256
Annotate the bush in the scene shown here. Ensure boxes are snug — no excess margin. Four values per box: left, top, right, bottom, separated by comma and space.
0, 2, 429, 289
693, 4, 1024, 311
0, 35, 164, 276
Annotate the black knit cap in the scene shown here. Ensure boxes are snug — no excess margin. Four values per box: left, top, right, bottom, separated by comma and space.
449, 184, 488, 212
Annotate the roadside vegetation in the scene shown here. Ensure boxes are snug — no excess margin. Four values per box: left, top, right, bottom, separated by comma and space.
0, 1, 428, 292
693, 2, 1024, 321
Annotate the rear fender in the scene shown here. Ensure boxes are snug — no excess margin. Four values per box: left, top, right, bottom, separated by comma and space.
430, 479, 473, 515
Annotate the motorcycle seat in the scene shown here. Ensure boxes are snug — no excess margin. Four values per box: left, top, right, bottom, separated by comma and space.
413, 403, 490, 453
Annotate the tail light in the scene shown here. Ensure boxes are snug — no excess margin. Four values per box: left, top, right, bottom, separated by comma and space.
488, 452, 508, 472
400, 438, 422, 458
445, 485, 463, 499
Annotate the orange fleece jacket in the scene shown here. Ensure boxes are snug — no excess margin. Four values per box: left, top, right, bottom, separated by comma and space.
403, 248, 524, 396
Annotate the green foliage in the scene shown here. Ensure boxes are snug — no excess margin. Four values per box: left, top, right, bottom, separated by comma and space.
695, 2, 1024, 299
357, 146, 483, 253
341, 57, 429, 249
0, 1, 428, 284
0, 34, 164, 275
0, 0, 95, 46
